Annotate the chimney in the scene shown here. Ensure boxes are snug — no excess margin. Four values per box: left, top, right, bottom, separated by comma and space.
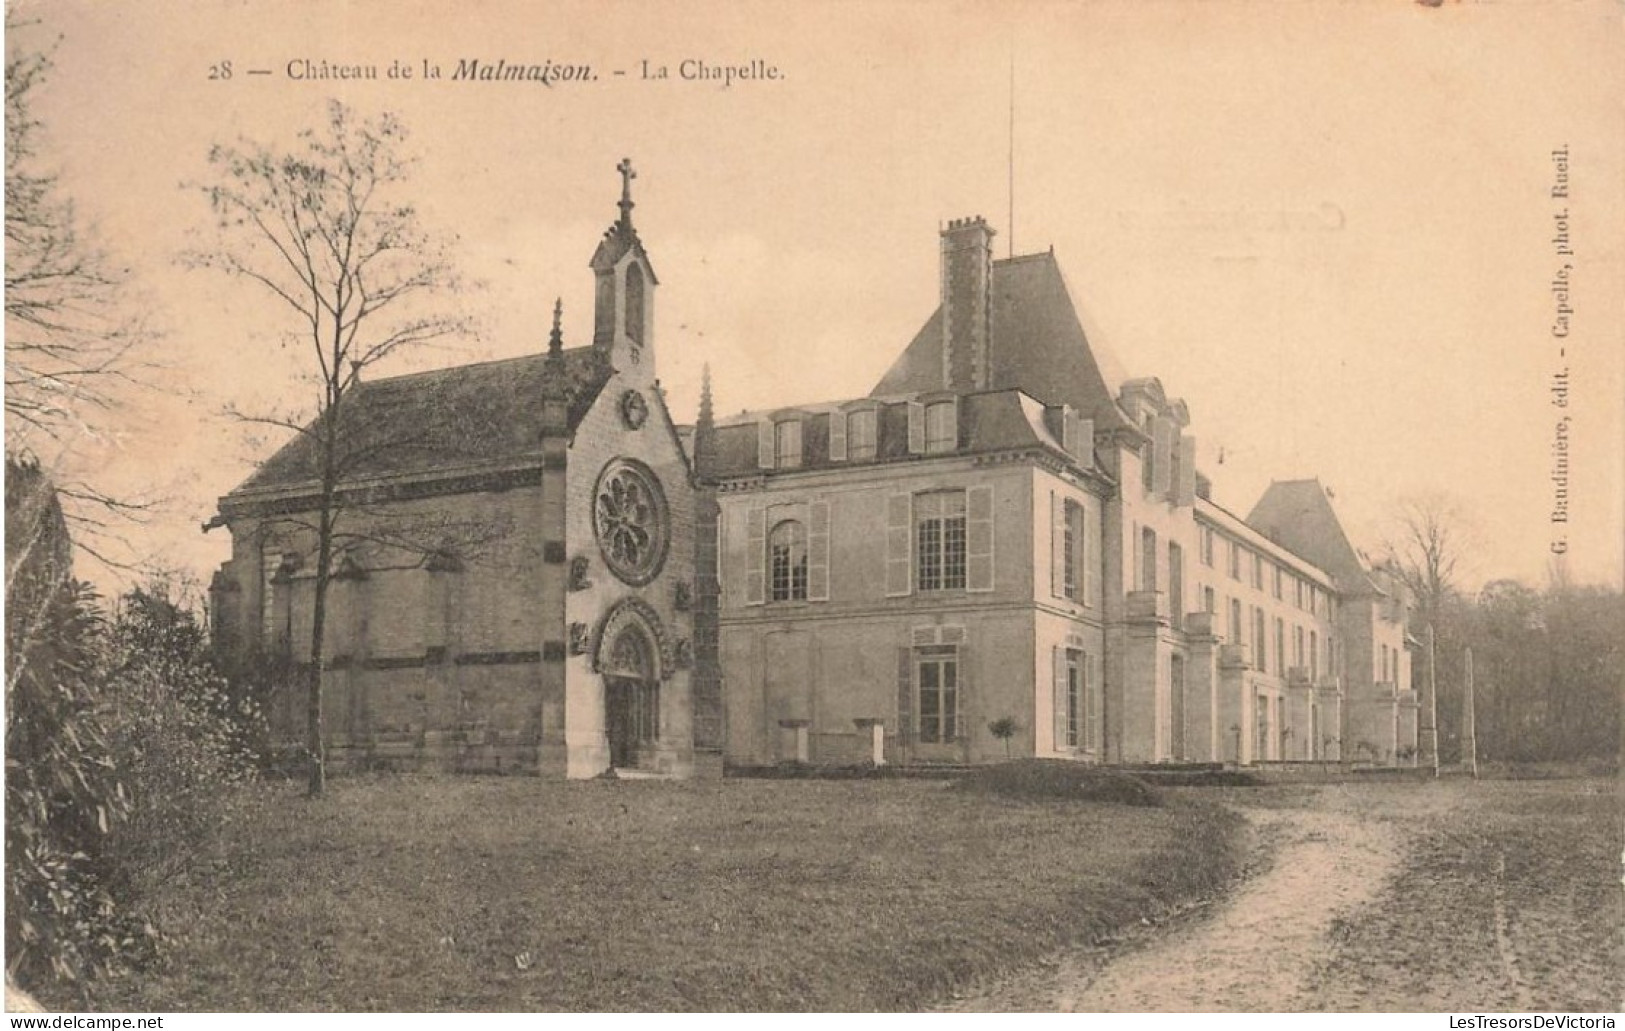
939, 216, 996, 391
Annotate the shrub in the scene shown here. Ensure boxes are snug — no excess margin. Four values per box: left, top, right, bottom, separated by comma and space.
4, 577, 142, 989
955, 760, 1164, 807
100, 586, 267, 905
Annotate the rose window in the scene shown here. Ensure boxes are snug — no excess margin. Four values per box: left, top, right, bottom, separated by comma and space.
593, 460, 669, 585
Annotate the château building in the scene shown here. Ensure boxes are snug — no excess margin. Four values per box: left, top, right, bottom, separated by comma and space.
697, 215, 1420, 767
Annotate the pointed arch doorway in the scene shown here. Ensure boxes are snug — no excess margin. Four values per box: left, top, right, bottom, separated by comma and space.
603, 624, 660, 769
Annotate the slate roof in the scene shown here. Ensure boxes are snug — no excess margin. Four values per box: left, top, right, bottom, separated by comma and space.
705, 388, 1088, 478
229, 347, 610, 495
1246, 479, 1375, 593
871, 252, 1133, 431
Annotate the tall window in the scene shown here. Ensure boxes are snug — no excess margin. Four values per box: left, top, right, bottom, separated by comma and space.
1253, 607, 1267, 672
1200, 525, 1215, 567
774, 419, 802, 468
1204, 586, 1216, 615
768, 520, 808, 602
1140, 527, 1158, 592
1309, 630, 1319, 679
1062, 647, 1083, 749
1273, 564, 1284, 600
917, 646, 958, 743
1295, 625, 1306, 669
915, 491, 967, 591
1168, 542, 1184, 630
1229, 541, 1241, 580
1252, 552, 1264, 590
260, 549, 281, 641
1229, 597, 1243, 644
925, 401, 957, 453
624, 263, 645, 345
1062, 500, 1084, 601
847, 409, 877, 460
1275, 617, 1286, 676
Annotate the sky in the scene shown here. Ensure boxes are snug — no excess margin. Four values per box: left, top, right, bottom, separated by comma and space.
9, 0, 1624, 595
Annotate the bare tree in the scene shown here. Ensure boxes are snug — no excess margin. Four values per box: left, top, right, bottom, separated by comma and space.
1384, 493, 1475, 628
188, 100, 472, 796
1384, 493, 1476, 762
5, 14, 154, 563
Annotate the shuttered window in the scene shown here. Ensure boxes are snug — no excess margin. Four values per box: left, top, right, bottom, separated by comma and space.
828, 410, 848, 462
925, 401, 957, 453
1053, 646, 1084, 751
916, 646, 959, 744
1050, 497, 1088, 603
916, 491, 967, 592
848, 409, 877, 460
768, 520, 807, 602
774, 420, 803, 469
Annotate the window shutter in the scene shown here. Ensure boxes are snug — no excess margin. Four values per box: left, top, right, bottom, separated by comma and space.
758, 421, 776, 470
1083, 504, 1099, 608
885, 493, 912, 597
1075, 417, 1094, 465
744, 506, 766, 606
906, 401, 924, 454
1176, 435, 1197, 506
1053, 646, 1069, 753
1050, 492, 1065, 598
896, 646, 913, 745
953, 646, 967, 741
1086, 653, 1101, 752
966, 485, 994, 593
1152, 416, 1175, 496
807, 499, 831, 602
828, 411, 847, 462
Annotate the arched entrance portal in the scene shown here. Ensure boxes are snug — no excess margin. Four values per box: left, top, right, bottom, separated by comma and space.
603, 624, 659, 769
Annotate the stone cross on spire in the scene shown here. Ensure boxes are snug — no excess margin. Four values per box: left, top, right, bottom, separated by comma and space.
616, 157, 636, 228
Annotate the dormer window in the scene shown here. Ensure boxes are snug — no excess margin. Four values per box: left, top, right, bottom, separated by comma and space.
848, 409, 877, 460
774, 419, 803, 469
925, 401, 957, 453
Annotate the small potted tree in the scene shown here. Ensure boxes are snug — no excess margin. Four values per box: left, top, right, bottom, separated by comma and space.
987, 717, 1019, 760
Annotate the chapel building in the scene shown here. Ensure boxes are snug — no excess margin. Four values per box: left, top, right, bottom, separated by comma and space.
209, 164, 720, 778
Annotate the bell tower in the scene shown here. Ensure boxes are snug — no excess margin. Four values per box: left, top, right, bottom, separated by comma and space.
590, 158, 659, 380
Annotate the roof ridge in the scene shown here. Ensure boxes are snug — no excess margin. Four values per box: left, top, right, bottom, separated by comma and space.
992, 251, 1056, 267
361, 346, 596, 387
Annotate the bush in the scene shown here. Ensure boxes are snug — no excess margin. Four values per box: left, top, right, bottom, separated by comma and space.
99, 586, 267, 903
5, 458, 141, 989
955, 760, 1164, 807
5, 459, 266, 997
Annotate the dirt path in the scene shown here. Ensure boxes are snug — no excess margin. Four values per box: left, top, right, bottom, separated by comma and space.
943, 797, 1403, 1012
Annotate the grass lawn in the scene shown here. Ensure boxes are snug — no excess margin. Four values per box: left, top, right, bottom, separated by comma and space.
82, 774, 1242, 1012
1304, 776, 1622, 1012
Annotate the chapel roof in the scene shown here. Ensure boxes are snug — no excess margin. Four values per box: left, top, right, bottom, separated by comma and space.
227, 346, 610, 495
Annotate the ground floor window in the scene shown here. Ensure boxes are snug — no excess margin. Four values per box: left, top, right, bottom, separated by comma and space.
1063, 648, 1083, 748
917, 646, 959, 744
